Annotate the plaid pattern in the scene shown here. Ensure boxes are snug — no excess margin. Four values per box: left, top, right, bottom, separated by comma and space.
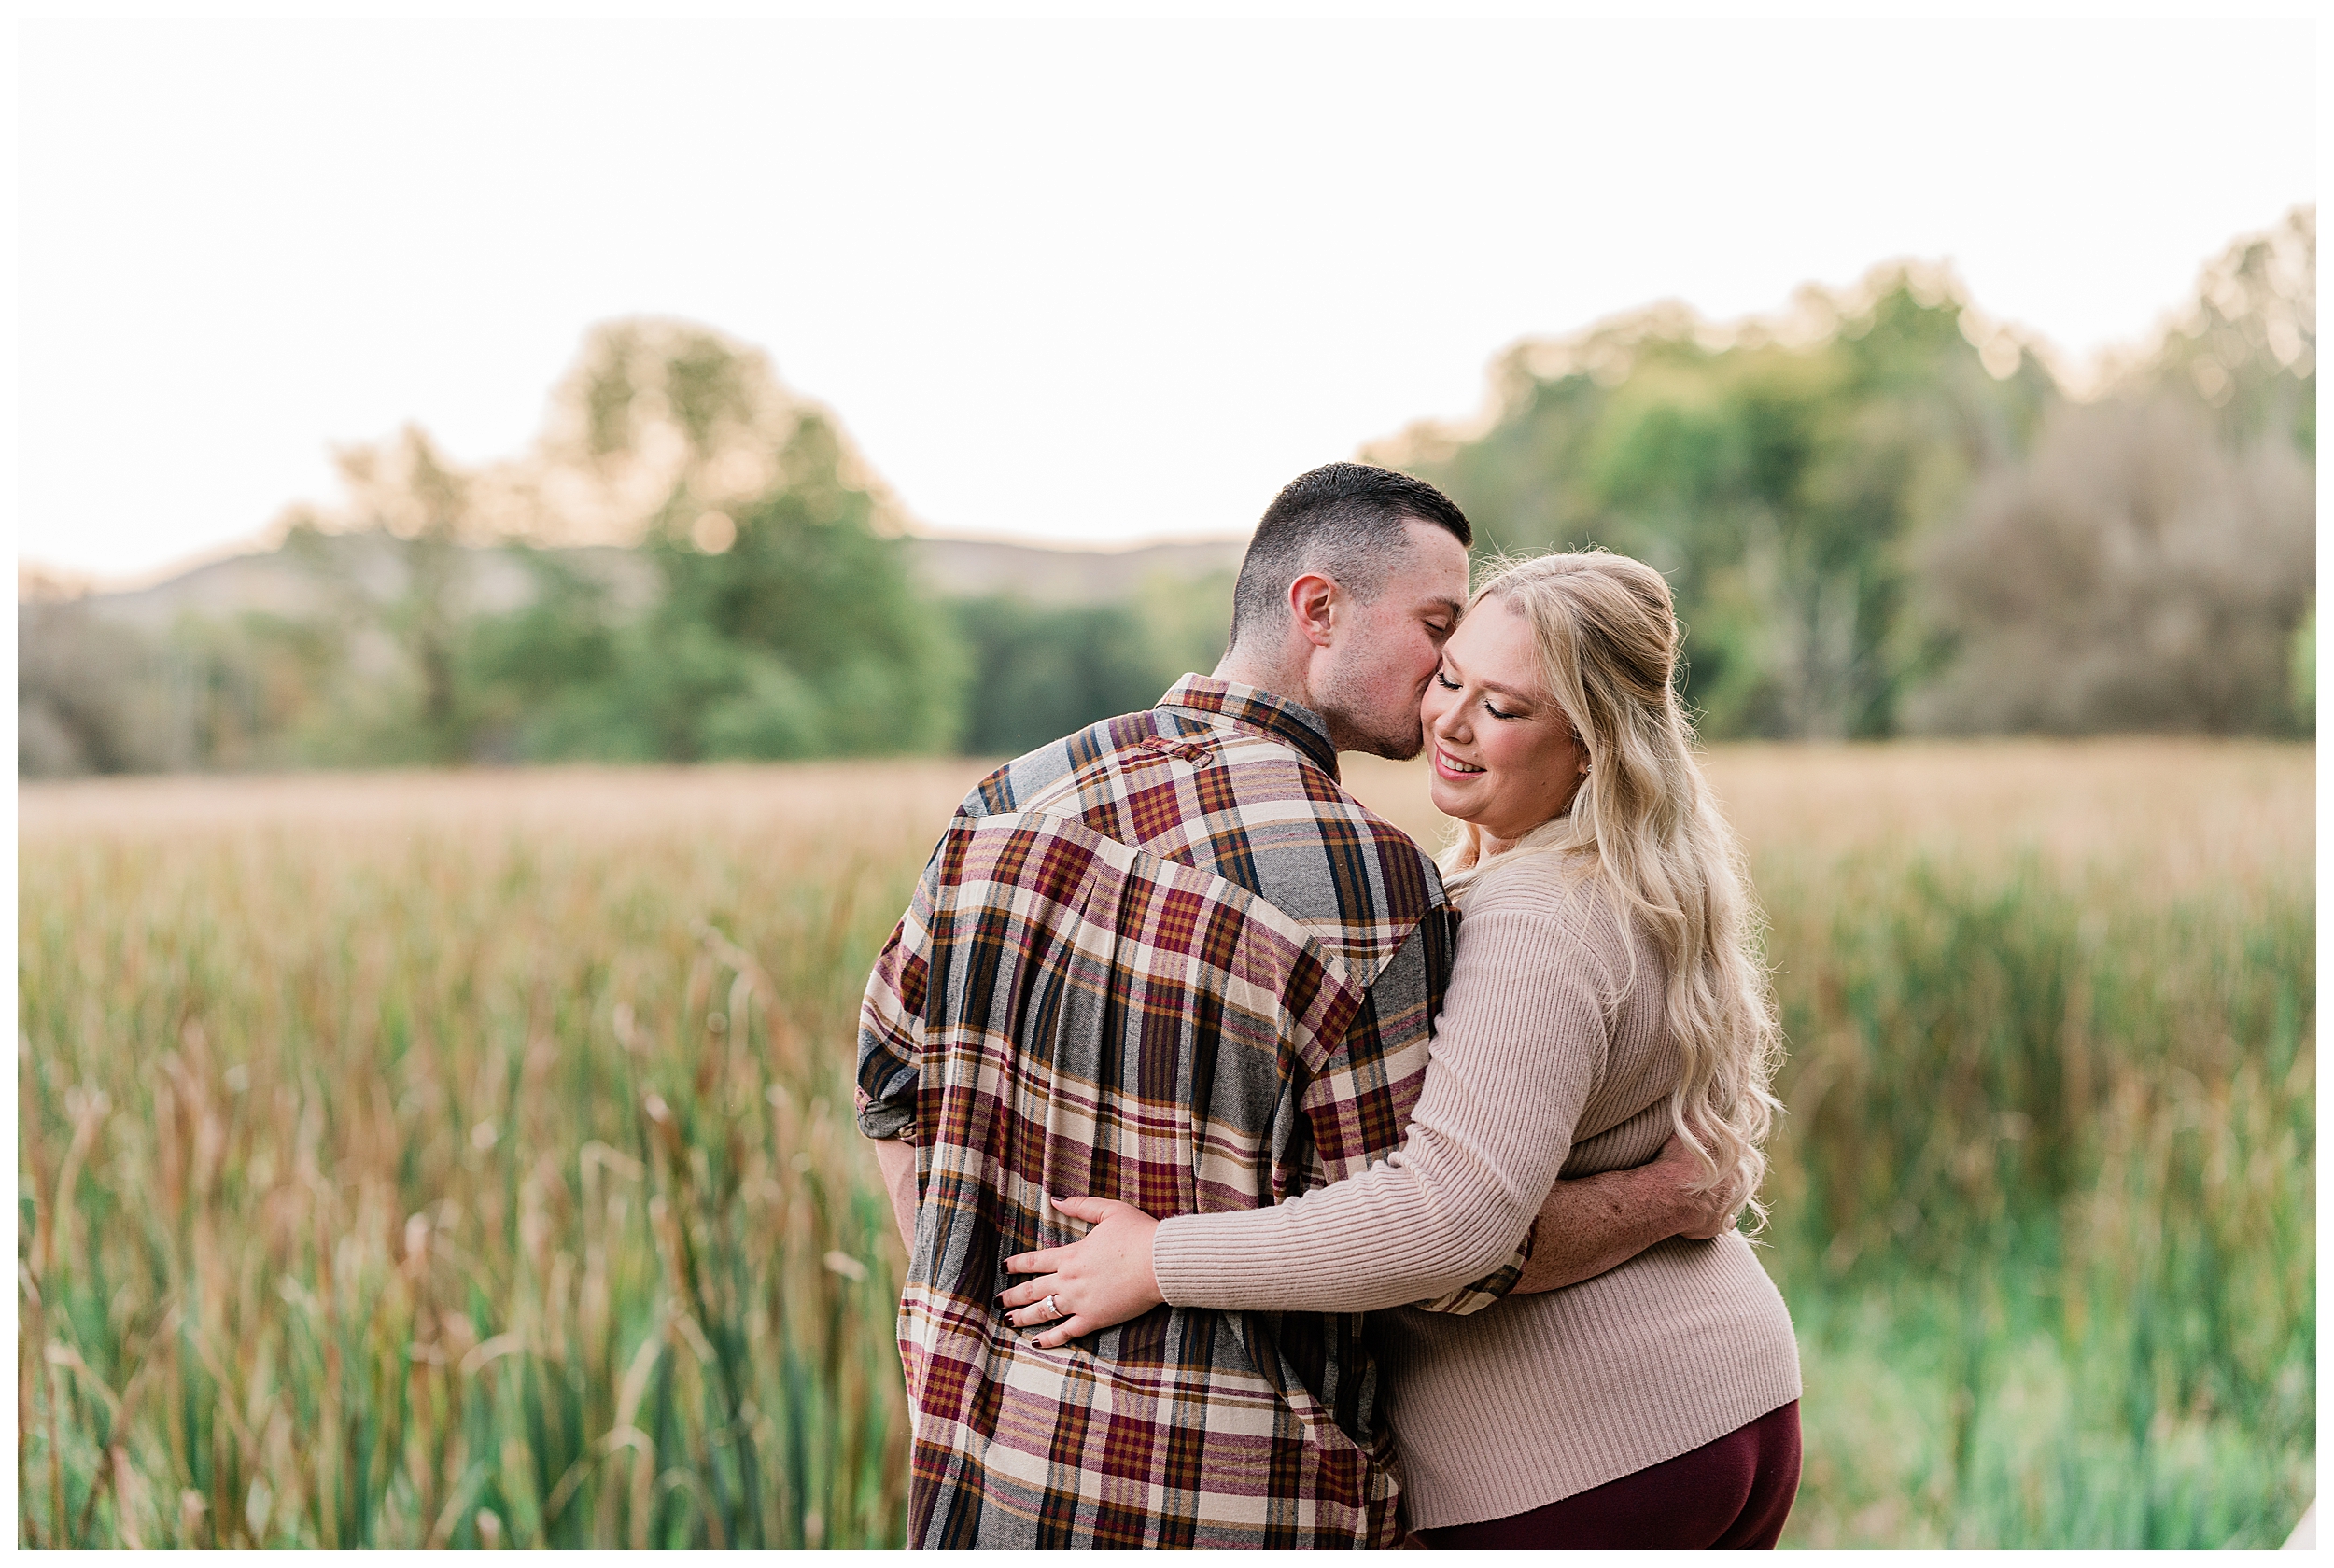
858, 677, 1517, 1548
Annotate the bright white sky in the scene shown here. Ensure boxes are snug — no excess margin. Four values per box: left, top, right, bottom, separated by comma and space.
16, 15, 2317, 585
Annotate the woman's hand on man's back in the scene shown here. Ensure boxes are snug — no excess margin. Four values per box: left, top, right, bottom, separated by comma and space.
999, 1195, 1166, 1348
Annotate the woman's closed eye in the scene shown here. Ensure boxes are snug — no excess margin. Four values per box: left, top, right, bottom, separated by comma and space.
1439, 668, 1525, 720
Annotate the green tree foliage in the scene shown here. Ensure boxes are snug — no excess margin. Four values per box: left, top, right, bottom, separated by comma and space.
2129, 206, 2314, 455
1908, 397, 2313, 735
2292, 604, 2315, 729
1375, 213, 2314, 740
274, 427, 482, 764
458, 548, 628, 760
952, 572, 1233, 756
158, 610, 349, 769
473, 445, 963, 763
1374, 270, 2056, 738
19, 587, 163, 775
1908, 209, 2315, 735
20, 581, 345, 776
635, 414, 963, 759
286, 321, 965, 767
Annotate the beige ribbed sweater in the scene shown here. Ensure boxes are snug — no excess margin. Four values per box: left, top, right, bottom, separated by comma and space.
1150, 855, 1802, 1530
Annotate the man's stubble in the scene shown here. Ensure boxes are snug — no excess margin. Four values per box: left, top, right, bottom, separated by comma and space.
1315, 658, 1429, 763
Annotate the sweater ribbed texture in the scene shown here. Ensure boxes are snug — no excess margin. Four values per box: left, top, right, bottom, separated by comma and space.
1150, 856, 1801, 1529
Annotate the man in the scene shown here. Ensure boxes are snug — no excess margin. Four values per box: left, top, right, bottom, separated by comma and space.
857, 462, 1726, 1548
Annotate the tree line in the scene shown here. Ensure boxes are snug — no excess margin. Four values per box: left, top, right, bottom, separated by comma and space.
1370, 207, 2313, 739
20, 210, 2313, 777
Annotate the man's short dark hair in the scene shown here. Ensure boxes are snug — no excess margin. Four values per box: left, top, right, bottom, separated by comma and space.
1227, 463, 1474, 651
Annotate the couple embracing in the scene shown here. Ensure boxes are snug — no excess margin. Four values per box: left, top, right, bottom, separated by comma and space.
856, 463, 1801, 1549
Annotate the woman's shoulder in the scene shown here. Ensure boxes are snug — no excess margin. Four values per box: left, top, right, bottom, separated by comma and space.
1457, 852, 1627, 949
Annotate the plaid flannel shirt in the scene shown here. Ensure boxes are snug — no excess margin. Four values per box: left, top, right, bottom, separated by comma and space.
857, 677, 1523, 1548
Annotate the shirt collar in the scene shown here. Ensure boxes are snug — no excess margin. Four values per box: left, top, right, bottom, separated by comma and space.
1156, 675, 1341, 779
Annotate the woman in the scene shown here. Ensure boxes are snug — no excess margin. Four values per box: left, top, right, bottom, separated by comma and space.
997, 550, 1802, 1548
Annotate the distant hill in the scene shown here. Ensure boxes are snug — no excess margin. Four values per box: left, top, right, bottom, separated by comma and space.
36, 531, 1248, 628
908, 536, 1244, 603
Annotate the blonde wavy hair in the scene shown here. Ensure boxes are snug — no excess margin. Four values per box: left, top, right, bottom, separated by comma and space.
1439, 550, 1784, 1225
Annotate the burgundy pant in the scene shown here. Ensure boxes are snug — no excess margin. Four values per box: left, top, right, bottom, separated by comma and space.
1418, 1400, 1802, 1550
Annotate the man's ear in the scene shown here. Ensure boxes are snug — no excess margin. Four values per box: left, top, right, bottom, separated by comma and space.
1287, 572, 1339, 650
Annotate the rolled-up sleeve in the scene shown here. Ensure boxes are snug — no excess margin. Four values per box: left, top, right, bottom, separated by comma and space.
856, 850, 939, 1142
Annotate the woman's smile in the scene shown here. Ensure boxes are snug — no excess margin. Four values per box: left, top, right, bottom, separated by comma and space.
1433, 745, 1486, 778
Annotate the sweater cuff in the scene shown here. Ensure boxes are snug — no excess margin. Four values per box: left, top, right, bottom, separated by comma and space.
1152, 1213, 1241, 1309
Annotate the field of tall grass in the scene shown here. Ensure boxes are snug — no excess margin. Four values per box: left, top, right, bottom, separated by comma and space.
18, 741, 2313, 1547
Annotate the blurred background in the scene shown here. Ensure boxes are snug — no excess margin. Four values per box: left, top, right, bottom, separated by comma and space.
16, 14, 2315, 1552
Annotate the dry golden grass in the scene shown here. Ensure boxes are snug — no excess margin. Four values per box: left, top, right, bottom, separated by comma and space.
1345, 738, 2312, 896
19, 759, 995, 844
28, 737, 2308, 888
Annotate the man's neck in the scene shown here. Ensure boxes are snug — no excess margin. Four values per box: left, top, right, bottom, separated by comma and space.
1210, 651, 1315, 719
1213, 652, 1372, 756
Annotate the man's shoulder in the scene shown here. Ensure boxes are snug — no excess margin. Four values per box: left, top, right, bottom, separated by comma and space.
951, 708, 1444, 987
959, 709, 1163, 820
970, 710, 1434, 868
